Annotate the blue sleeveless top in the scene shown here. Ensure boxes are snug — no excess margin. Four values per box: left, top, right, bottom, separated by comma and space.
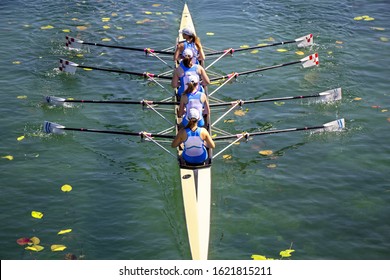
181, 90, 205, 127
182, 127, 208, 164
182, 41, 199, 64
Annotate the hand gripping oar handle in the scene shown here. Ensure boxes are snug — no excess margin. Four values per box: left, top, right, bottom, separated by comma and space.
43, 121, 175, 139
213, 119, 345, 141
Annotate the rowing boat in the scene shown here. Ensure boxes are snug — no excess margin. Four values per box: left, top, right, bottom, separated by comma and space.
44, 3, 346, 261
175, 3, 212, 260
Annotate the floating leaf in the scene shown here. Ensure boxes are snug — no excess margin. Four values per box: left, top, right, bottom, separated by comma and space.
274, 101, 285, 106
58, 229, 72, 235
25, 245, 44, 252
103, 25, 110, 29
76, 26, 88, 31
116, 26, 123, 30
61, 184, 72, 192
267, 164, 277, 168
102, 17, 110, 22
212, 134, 217, 138
251, 254, 267, 260
101, 38, 111, 42
76, 54, 84, 58
224, 119, 235, 123
152, 3, 161, 7
145, 11, 153, 15
364, 17, 375, 21
354, 97, 362, 101
17, 237, 31, 246
257, 43, 268, 47
280, 249, 295, 258
71, 18, 79, 21
117, 35, 125, 39
17, 136, 25, 141
266, 37, 275, 42
82, 68, 93, 71
13, 61, 21, 64
2, 155, 14, 160
295, 51, 305, 55
250, 50, 259, 54
354, 16, 363, 21
62, 29, 71, 33
277, 48, 288, 52
29, 237, 40, 245
41, 25, 54, 30
380, 37, 389, 42
136, 18, 151, 24
222, 154, 232, 160
259, 150, 273, 156
111, 12, 118, 17
234, 109, 246, 116
381, 109, 388, 113
51, 244, 67, 252
17, 95, 27, 99
31, 211, 43, 219
240, 44, 250, 49
206, 32, 214, 36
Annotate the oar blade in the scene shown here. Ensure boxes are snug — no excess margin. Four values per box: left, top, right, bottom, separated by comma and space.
301, 53, 319, 68
296, 34, 314, 47
318, 88, 342, 102
322, 118, 345, 132
65, 36, 83, 50
45, 96, 67, 106
59, 59, 78, 74
43, 121, 66, 134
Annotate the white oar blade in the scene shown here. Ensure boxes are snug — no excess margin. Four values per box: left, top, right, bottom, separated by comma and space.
45, 96, 66, 106
323, 118, 345, 132
43, 121, 66, 134
59, 59, 78, 74
296, 34, 314, 47
301, 53, 319, 68
318, 88, 342, 102
65, 36, 83, 50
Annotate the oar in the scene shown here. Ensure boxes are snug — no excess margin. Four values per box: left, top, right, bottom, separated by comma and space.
58, 59, 172, 79
214, 119, 345, 141
65, 36, 175, 55
210, 88, 341, 108
209, 53, 319, 82
45, 96, 178, 107
43, 121, 175, 139
205, 34, 313, 57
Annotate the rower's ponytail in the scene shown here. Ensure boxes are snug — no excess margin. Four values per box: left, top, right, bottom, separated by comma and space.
184, 81, 196, 95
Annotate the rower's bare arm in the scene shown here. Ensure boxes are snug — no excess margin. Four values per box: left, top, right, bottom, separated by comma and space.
174, 43, 184, 62
178, 96, 187, 116
171, 69, 179, 88
202, 129, 215, 149
203, 94, 210, 115
172, 129, 186, 148
200, 67, 210, 86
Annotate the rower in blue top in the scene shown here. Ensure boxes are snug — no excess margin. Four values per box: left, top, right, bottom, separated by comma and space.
172, 108, 215, 165
174, 27, 206, 66
171, 48, 210, 98
178, 74, 210, 128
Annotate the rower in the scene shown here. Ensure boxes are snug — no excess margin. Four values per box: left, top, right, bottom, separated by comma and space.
172, 108, 215, 166
174, 27, 206, 66
178, 74, 210, 128
171, 48, 210, 98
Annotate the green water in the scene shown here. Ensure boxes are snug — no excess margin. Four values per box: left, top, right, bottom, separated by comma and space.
0, 0, 389, 260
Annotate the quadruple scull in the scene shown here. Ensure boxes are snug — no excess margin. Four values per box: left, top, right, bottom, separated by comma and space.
43, 3, 345, 260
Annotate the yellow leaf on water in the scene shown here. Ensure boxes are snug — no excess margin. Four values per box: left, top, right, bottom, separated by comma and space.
76, 26, 87, 31
117, 35, 125, 39
51, 244, 67, 252
102, 38, 111, 42
257, 43, 268, 47
102, 17, 110, 22
152, 4, 161, 7
25, 245, 44, 252
224, 119, 235, 123
259, 150, 273, 156
295, 51, 305, 55
354, 97, 362, 101
13, 61, 21, 64
280, 249, 295, 258
212, 134, 217, 138
267, 164, 277, 168
82, 68, 93, 71
76, 54, 84, 58
336, 41, 343, 44
251, 254, 267, 260
62, 29, 71, 33
371, 27, 385, 31
17, 136, 25, 141
266, 37, 275, 42
250, 50, 259, 54
58, 229, 72, 235
103, 25, 110, 29
277, 48, 288, 52
380, 37, 389, 42
240, 45, 250, 49
381, 109, 388, 112
112, 12, 118, 17
364, 17, 375, 21
41, 25, 54, 30
31, 211, 43, 219
17, 95, 28, 99
61, 184, 72, 192
274, 101, 285, 106
29, 237, 40, 245
222, 154, 232, 160
354, 16, 363, 21
206, 32, 214, 36
71, 18, 79, 21
145, 11, 152, 15
116, 27, 123, 30
234, 109, 246, 116
2, 155, 14, 160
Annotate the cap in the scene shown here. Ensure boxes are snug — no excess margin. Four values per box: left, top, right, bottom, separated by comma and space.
181, 27, 194, 36
187, 74, 199, 84
183, 48, 193, 58
188, 108, 200, 120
